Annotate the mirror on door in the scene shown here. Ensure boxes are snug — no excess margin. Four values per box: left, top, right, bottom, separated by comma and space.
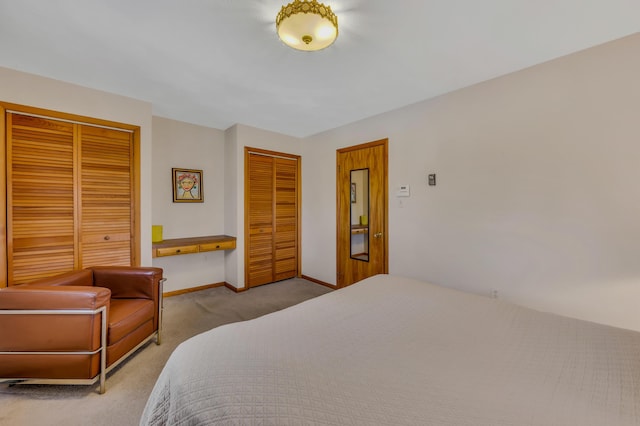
350, 168, 370, 261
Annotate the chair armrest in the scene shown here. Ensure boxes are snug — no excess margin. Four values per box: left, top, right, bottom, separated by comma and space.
0, 285, 111, 310
91, 266, 163, 300
0, 286, 110, 352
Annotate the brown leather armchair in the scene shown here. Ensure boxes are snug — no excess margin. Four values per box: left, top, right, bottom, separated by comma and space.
0, 266, 164, 393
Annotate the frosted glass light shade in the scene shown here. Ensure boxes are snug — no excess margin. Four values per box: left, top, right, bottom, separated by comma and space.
276, 0, 338, 51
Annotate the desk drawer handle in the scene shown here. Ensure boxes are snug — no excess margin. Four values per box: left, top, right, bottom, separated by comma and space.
104, 235, 110, 241
216, 245, 220, 248
175, 249, 181, 253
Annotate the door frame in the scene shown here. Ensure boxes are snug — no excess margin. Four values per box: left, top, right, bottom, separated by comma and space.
243, 147, 302, 289
336, 138, 388, 287
1, 102, 141, 288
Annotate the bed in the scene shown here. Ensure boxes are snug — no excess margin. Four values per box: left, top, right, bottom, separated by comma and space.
140, 274, 640, 425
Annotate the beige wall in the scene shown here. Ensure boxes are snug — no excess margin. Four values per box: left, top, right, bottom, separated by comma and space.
151, 116, 226, 293
302, 33, 640, 331
0, 66, 154, 266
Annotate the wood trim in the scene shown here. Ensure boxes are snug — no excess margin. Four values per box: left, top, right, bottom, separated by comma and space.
381, 140, 389, 275
1, 102, 141, 284
336, 139, 389, 285
0, 106, 6, 288
244, 146, 301, 290
163, 281, 226, 297
74, 124, 81, 269
4, 110, 12, 287
132, 128, 141, 266
336, 138, 388, 154
246, 146, 300, 160
296, 154, 302, 279
301, 274, 337, 289
0, 101, 139, 132
336, 150, 341, 286
243, 147, 250, 291
336, 138, 389, 287
271, 156, 277, 283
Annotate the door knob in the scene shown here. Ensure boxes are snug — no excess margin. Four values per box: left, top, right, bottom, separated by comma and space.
374, 232, 383, 239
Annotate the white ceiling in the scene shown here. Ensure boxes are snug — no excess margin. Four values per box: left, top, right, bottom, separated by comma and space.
0, 1, 638, 138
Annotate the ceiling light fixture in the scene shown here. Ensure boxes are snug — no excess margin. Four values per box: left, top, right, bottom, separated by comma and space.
276, 0, 338, 51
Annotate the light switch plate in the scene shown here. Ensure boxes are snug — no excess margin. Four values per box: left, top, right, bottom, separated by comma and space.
397, 185, 410, 197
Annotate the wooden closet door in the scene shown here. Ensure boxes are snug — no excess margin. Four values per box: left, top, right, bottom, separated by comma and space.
6, 113, 76, 285
78, 125, 134, 267
4, 109, 137, 286
245, 149, 300, 288
247, 153, 275, 287
274, 157, 298, 281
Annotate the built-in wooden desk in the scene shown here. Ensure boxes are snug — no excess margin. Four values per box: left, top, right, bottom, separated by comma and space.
152, 235, 236, 258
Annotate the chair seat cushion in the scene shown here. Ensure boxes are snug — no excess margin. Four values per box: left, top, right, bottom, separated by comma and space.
108, 299, 154, 344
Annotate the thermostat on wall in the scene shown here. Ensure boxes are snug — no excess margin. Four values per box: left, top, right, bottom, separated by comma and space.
396, 185, 410, 197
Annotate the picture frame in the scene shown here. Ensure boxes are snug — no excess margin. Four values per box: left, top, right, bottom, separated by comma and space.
351, 182, 357, 203
172, 168, 203, 203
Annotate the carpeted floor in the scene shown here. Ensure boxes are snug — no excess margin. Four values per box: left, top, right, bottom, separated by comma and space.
0, 278, 333, 426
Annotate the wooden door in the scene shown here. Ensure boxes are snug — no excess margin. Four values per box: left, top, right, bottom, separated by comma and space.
6, 113, 76, 285
336, 139, 388, 287
245, 148, 300, 288
246, 153, 275, 287
274, 157, 298, 281
79, 125, 134, 267
3, 106, 139, 287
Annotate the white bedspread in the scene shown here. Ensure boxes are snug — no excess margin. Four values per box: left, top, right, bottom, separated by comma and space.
140, 274, 640, 425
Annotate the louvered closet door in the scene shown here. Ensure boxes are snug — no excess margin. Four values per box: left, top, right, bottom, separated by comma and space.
247, 154, 275, 287
6, 114, 76, 285
274, 157, 297, 281
79, 125, 133, 267
245, 150, 299, 288
5, 110, 136, 286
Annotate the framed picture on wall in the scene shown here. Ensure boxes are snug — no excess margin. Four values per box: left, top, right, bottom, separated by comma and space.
172, 168, 204, 202
351, 182, 357, 203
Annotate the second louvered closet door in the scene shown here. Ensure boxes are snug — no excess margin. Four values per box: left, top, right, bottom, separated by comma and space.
79, 125, 133, 268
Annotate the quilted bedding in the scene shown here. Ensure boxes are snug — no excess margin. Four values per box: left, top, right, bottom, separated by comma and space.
140, 274, 640, 425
